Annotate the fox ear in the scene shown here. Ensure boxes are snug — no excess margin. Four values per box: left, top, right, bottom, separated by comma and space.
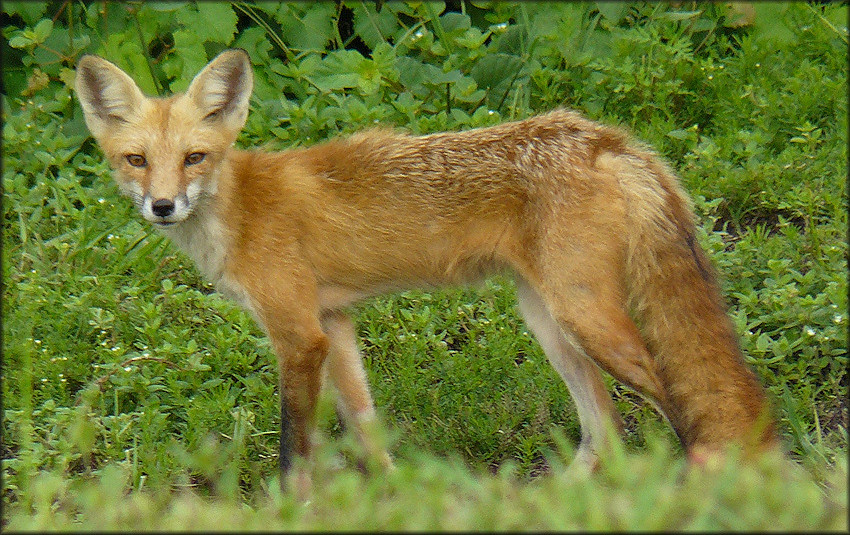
185, 49, 253, 132
75, 55, 146, 139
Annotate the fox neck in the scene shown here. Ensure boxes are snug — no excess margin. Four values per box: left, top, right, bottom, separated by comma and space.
157, 157, 234, 287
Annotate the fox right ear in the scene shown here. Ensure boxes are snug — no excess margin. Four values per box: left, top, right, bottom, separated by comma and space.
75, 55, 146, 139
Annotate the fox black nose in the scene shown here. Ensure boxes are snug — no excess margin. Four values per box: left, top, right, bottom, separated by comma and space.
151, 198, 175, 217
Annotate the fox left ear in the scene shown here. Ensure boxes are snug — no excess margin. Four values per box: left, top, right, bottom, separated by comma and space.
186, 49, 253, 132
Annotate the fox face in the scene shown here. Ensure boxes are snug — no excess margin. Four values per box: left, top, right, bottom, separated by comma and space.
75, 50, 253, 227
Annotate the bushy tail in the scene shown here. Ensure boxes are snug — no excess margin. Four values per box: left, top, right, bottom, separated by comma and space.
621, 155, 775, 451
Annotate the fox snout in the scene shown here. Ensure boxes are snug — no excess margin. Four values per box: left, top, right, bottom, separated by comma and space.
151, 198, 175, 218
139, 191, 196, 227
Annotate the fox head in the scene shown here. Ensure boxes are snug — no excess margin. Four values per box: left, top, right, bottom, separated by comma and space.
75, 49, 253, 227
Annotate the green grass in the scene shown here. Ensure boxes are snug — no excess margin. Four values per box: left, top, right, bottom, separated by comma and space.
6, 441, 847, 531
2, 1, 847, 530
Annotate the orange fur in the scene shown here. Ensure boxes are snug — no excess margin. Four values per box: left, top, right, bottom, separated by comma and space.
76, 50, 777, 490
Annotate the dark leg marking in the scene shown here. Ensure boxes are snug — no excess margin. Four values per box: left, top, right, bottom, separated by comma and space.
279, 398, 293, 476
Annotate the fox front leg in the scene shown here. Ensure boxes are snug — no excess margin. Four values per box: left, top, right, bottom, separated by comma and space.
277, 339, 327, 496
267, 317, 328, 496
234, 261, 328, 495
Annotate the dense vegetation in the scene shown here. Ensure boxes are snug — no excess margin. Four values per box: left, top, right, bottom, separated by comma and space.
2, 1, 847, 530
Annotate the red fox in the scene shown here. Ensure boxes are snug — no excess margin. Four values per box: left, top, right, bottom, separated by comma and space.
75, 49, 776, 489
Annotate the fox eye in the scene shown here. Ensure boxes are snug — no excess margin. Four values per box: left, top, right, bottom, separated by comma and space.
185, 152, 206, 166
126, 154, 147, 167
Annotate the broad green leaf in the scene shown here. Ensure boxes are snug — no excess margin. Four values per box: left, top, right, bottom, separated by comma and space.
297, 4, 337, 49
198, 2, 239, 44
595, 2, 627, 23
148, 2, 188, 12
469, 52, 522, 90
352, 2, 400, 48
276, 3, 336, 51
32, 19, 53, 44
370, 42, 400, 84
102, 33, 158, 96
169, 30, 209, 93
308, 50, 367, 92
396, 56, 430, 90
441, 12, 471, 34
494, 24, 524, 55
825, 3, 849, 33
692, 19, 716, 32
426, 69, 463, 86
252, 1, 283, 17
662, 10, 703, 22
392, 91, 420, 115
455, 28, 490, 50
8, 34, 31, 48
596, 2, 629, 24
58, 67, 76, 88
321, 49, 368, 73
2, 1, 48, 25
756, 332, 771, 353
176, 3, 238, 45
752, 3, 795, 45
233, 26, 273, 64
451, 77, 485, 103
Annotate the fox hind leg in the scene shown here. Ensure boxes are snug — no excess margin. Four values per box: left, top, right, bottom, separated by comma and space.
322, 311, 395, 471
519, 217, 678, 438
531, 268, 679, 437
516, 277, 624, 469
